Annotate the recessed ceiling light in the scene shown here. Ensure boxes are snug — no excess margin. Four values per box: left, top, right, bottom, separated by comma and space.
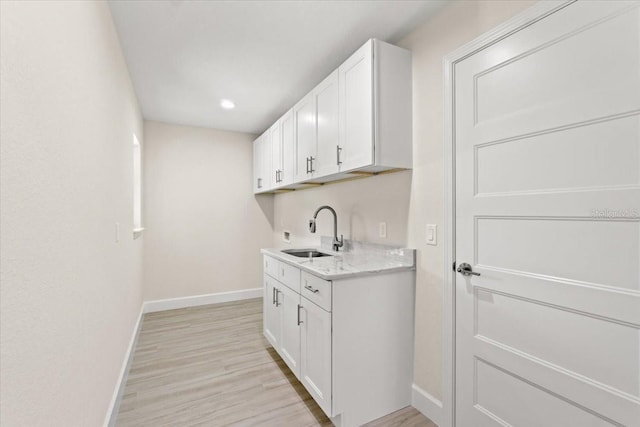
220, 99, 235, 110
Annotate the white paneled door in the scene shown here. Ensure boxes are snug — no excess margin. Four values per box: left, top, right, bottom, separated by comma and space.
455, 2, 640, 426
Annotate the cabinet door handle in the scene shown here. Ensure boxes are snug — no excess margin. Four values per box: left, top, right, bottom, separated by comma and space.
297, 304, 303, 325
274, 288, 280, 307
306, 157, 310, 174
304, 284, 319, 294
337, 145, 342, 165
257, 178, 262, 189
309, 156, 315, 173
272, 287, 276, 305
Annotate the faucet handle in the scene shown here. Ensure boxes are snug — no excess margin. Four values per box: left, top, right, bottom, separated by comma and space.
309, 219, 316, 233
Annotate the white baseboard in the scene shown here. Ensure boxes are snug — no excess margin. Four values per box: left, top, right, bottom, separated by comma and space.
412, 383, 443, 427
104, 305, 144, 427
142, 288, 263, 313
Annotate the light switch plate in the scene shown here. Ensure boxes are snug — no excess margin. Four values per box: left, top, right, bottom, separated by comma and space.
379, 222, 387, 238
426, 224, 437, 246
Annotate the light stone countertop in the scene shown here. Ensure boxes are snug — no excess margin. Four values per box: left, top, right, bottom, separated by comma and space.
261, 237, 416, 280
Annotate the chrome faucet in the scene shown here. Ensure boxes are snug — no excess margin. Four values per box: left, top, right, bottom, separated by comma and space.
309, 205, 344, 251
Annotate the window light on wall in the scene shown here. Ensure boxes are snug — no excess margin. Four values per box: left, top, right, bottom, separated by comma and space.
133, 134, 144, 235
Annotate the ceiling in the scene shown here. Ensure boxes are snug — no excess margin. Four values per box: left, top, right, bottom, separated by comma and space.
108, 1, 446, 135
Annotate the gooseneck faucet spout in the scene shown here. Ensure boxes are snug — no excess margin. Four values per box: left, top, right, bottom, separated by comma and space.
309, 205, 344, 251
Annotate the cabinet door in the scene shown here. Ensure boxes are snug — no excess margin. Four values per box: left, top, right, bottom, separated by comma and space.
260, 131, 272, 190
294, 92, 316, 182
263, 276, 281, 348
339, 40, 373, 172
300, 298, 332, 417
314, 70, 340, 177
281, 109, 295, 186
270, 121, 282, 187
253, 135, 262, 193
278, 284, 301, 378
254, 132, 272, 192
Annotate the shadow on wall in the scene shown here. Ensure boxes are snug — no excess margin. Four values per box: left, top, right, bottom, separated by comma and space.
255, 194, 275, 228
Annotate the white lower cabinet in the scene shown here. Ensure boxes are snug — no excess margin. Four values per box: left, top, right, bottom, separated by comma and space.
300, 295, 332, 416
278, 283, 301, 377
263, 255, 414, 427
263, 275, 281, 348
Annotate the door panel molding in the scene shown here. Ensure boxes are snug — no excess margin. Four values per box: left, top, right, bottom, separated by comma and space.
473, 357, 624, 427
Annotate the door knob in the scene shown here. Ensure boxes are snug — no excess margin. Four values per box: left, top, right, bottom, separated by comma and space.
457, 262, 480, 277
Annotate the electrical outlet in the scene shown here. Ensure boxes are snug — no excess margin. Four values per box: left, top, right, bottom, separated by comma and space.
426, 224, 437, 246
379, 222, 387, 238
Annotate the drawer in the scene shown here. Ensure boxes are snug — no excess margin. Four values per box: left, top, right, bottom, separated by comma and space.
301, 271, 332, 311
264, 255, 279, 279
279, 262, 301, 293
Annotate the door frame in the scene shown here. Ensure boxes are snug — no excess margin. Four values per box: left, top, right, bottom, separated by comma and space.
440, 2, 574, 426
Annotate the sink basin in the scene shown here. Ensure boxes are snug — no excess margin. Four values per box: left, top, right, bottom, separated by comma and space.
281, 249, 332, 258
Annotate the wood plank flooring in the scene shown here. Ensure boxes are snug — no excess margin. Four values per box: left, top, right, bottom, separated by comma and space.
115, 298, 436, 427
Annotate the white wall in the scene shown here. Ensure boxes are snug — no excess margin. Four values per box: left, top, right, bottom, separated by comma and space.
143, 121, 273, 301
0, 2, 144, 426
272, 0, 536, 402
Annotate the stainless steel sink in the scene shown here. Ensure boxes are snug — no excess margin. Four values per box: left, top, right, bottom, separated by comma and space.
281, 249, 332, 258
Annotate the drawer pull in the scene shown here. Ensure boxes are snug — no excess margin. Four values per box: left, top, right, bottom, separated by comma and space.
304, 284, 319, 294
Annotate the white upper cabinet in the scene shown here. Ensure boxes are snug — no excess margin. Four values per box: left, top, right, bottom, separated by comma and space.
294, 92, 316, 182
254, 38, 411, 194
339, 42, 373, 172
252, 134, 260, 193
280, 109, 295, 186
270, 121, 282, 187
313, 70, 340, 177
253, 132, 271, 192
338, 39, 412, 174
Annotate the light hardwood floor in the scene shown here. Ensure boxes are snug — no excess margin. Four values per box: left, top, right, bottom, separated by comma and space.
115, 298, 436, 427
